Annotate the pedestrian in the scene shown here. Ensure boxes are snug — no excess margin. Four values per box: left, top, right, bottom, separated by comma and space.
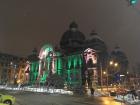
90, 88, 95, 96
131, 89, 137, 100
138, 91, 140, 100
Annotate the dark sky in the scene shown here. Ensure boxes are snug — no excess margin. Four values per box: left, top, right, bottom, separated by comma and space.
0, 0, 140, 68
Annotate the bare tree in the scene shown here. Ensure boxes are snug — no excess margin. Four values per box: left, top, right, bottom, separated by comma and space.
46, 74, 64, 89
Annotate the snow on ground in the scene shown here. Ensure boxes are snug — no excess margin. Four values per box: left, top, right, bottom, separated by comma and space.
0, 85, 73, 95
0, 85, 107, 97
114, 94, 140, 104
94, 91, 103, 96
86, 89, 107, 97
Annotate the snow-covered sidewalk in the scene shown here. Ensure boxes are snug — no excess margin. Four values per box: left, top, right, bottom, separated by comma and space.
0, 85, 73, 95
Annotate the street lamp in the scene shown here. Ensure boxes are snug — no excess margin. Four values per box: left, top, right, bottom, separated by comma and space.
114, 62, 118, 67
110, 61, 118, 67
106, 60, 119, 91
102, 71, 107, 88
109, 61, 113, 65
103, 71, 106, 75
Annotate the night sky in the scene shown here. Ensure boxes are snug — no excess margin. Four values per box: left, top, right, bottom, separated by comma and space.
0, 0, 140, 68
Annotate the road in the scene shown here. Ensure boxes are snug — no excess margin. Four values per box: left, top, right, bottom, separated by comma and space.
11, 92, 125, 105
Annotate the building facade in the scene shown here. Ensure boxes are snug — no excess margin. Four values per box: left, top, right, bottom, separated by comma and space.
0, 53, 21, 84
0, 22, 129, 90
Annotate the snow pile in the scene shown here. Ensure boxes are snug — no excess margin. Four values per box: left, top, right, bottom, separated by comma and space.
0, 85, 7, 89
0, 85, 73, 95
94, 90, 109, 96
114, 94, 140, 104
94, 91, 103, 97
24, 87, 73, 95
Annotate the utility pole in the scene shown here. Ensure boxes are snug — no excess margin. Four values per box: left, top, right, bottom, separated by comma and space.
106, 68, 109, 91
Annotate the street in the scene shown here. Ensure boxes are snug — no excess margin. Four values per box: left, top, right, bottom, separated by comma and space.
11, 92, 125, 105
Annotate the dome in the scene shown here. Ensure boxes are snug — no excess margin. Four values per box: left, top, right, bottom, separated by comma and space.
110, 46, 128, 66
86, 30, 107, 52
110, 46, 129, 74
113, 46, 123, 52
89, 30, 103, 41
111, 46, 127, 58
60, 21, 85, 52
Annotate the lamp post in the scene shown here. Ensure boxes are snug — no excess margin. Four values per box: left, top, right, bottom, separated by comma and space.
101, 64, 107, 91
103, 71, 106, 85
100, 63, 103, 91
106, 60, 118, 91
106, 69, 109, 91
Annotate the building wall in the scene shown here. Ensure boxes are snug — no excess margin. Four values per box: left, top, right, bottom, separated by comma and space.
0, 53, 20, 84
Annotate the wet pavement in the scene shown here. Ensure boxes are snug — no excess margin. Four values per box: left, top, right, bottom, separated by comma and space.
12, 92, 126, 105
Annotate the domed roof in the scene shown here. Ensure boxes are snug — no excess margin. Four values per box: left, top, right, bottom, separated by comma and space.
60, 21, 85, 52
86, 30, 107, 52
110, 46, 128, 74
111, 46, 127, 58
110, 46, 128, 65
89, 30, 104, 42
112, 46, 122, 52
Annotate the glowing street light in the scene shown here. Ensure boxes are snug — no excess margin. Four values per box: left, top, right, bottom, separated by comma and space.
114, 62, 118, 67
110, 61, 118, 67
103, 71, 106, 75
109, 61, 113, 65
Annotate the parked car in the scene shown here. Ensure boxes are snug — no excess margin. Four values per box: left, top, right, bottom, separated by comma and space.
0, 94, 15, 105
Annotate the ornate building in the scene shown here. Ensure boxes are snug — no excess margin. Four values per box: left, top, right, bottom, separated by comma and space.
60, 22, 108, 88
0, 22, 129, 90
85, 31, 108, 67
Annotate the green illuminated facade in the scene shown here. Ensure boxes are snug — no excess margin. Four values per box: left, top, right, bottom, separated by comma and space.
27, 22, 110, 89
64, 54, 83, 87
28, 47, 83, 88
30, 61, 39, 85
